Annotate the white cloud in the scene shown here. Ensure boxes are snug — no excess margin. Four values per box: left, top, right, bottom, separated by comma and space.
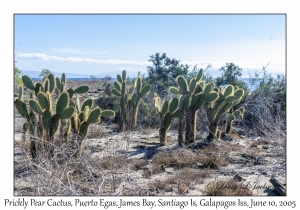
16, 52, 285, 75
49, 48, 110, 54
16, 53, 151, 66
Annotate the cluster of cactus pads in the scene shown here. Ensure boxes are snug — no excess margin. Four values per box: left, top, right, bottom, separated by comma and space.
14, 73, 115, 159
111, 70, 151, 131
169, 69, 220, 146
204, 84, 245, 140
153, 94, 179, 145
109, 69, 245, 146
167, 69, 245, 145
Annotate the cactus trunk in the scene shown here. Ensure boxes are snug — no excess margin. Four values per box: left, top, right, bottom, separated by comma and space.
225, 120, 233, 134
185, 108, 197, 145
207, 122, 218, 141
119, 98, 126, 132
131, 104, 139, 128
192, 109, 198, 143
30, 137, 37, 159
159, 127, 167, 146
178, 117, 185, 148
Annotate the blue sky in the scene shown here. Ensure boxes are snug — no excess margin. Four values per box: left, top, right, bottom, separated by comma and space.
14, 14, 285, 78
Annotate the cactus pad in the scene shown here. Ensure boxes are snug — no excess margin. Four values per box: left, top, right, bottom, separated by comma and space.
112, 89, 121, 96
74, 86, 89, 94
140, 84, 151, 96
60, 107, 75, 119
56, 92, 69, 115
22, 75, 35, 90
14, 99, 28, 118
169, 87, 180, 95
87, 108, 101, 124
101, 110, 115, 118
163, 112, 172, 130
204, 92, 219, 103
224, 85, 234, 97
169, 98, 178, 113
29, 99, 43, 115
177, 76, 188, 92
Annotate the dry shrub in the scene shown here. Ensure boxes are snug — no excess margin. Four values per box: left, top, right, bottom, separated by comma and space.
200, 153, 229, 168
130, 159, 148, 170
204, 179, 253, 196
99, 155, 132, 170
149, 163, 163, 174
176, 167, 210, 184
198, 145, 230, 168
250, 139, 270, 148
152, 149, 201, 168
150, 176, 176, 192
140, 128, 153, 135
242, 95, 286, 140
148, 167, 211, 194
87, 124, 108, 139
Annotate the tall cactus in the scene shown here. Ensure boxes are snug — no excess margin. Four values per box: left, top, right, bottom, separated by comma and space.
71, 96, 115, 155
111, 70, 127, 131
129, 72, 151, 128
224, 86, 245, 134
170, 69, 218, 145
111, 70, 151, 131
153, 93, 178, 145
204, 84, 244, 140
14, 91, 37, 158
29, 91, 75, 158
54, 73, 89, 141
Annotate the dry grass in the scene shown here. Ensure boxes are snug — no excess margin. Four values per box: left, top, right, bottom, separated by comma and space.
204, 179, 253, 196
140, 128, 153, 135
130, 159, 148, 170
87, 124, 108, 139
250, 139, 270, 148
148, 167, 211, 194
99, 155, 132, 170
152, 149, 201, 168
197, 145, 230, 168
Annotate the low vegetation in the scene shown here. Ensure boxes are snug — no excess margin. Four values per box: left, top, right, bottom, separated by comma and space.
14, 53, 286, 196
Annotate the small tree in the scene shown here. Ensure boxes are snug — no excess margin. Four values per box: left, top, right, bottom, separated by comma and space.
146, 53, 189, 94
39, 69, 52, 81
215, 62, 248, 102
14, 67, 23, 85
215, 63, 242, 86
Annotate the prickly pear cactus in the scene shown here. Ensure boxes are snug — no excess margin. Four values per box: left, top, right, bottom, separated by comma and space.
224, 86, 245, 134
169, 68, 219, 146
153, 93, 178, 145
204, 85, 244, 140
70, 96, 115, 155
111, 70, 151, 131
111, 70, 128, 131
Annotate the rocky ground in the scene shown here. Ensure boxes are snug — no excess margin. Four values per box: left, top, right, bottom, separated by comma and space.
14, 123, 286, 196
13, 80, 286, 196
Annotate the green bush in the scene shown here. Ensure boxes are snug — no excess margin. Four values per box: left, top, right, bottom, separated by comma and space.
14, 67, 23, 85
